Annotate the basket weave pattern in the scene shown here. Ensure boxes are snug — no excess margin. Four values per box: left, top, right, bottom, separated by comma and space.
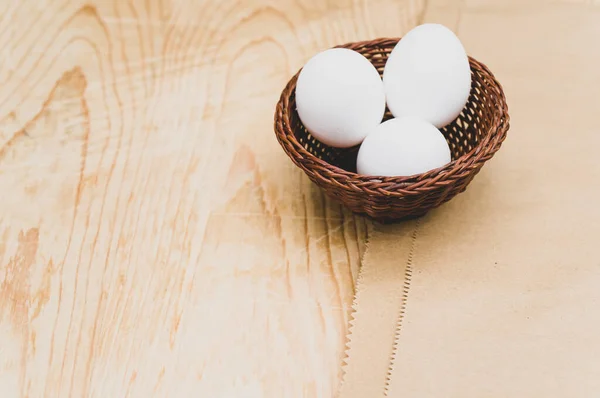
274, 38, 509, 222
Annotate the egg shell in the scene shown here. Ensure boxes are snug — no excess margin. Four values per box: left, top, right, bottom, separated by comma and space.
295, 48, 386, 148
356, 117, 451, 177
383, 23, 471, 129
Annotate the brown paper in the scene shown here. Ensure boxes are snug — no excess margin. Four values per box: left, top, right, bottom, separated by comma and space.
384, 5, 600, 397
338, 220, 418, 398
342, 2, 600, 397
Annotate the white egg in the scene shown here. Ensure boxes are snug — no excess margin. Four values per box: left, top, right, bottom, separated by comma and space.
383, 23, 471, 129
356, 117, 451, 177
295, 48, 386, 148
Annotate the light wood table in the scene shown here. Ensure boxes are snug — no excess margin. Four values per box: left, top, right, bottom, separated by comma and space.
0, 0, 597, 396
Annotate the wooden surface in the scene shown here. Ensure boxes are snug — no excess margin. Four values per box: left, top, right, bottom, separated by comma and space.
0, 0, 597, 397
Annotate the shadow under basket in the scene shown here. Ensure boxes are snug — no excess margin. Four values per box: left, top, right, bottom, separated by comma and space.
274, 38, 510, 223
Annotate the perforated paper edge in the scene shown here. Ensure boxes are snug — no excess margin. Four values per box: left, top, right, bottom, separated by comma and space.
337, 221, 419, 398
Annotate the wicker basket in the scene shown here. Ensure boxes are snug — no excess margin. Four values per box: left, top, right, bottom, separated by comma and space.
274, 38, 509, 222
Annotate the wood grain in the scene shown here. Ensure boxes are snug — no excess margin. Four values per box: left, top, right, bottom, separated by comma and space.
0, 1, 428, 397
2, 0, 595, 396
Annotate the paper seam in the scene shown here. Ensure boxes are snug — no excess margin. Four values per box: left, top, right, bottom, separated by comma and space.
339, 221, 374, 377
338, 220, 418, 398
384, 219, 421, 396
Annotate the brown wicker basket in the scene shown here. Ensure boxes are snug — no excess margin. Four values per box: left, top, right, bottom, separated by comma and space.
274, 38, 509, 222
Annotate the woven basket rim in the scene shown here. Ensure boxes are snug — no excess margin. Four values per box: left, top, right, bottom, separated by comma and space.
274, 37, 510, 197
